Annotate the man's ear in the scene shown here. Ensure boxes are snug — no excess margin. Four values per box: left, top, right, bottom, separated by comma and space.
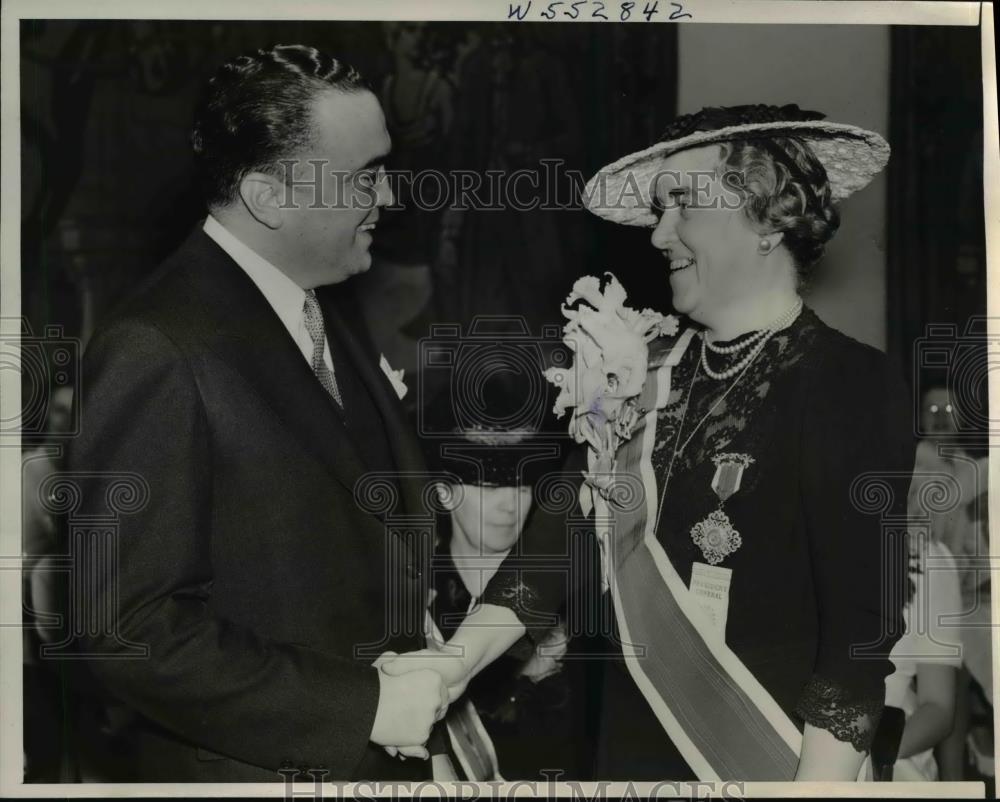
238, 172, 285, 229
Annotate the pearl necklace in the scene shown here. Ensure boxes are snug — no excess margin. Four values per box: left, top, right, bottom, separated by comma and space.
700, 299, 804, 380
704, 326, 770, 355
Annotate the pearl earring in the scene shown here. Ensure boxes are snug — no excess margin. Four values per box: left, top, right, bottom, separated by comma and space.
758, 239, 771, 254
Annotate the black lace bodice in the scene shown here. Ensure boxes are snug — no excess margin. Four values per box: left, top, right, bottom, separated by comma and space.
641, 307, 911, 753
478, 306, 914, 764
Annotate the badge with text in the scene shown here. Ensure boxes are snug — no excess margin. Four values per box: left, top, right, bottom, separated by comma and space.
689, 561, 733, 643
690, 453, 755, 565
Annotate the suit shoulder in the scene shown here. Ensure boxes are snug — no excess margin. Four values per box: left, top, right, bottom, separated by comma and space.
85, 314, 188, 373
89, 232, 214, 353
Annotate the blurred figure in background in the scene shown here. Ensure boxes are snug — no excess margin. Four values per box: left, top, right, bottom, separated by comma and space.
884, 528, 962, 780
908, 383, 992, 781
23, 386, 74, 630
912, 385, 989, 592
22, 385, 73, 781
422, 24, 483, 92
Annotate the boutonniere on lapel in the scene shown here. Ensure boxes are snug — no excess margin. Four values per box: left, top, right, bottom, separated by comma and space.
542, 273, 679, 509
690, 453, 755, 565
379, 354, 408, 401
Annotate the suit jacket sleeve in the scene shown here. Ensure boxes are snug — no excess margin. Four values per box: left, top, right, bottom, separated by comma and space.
68, 318, 380, 776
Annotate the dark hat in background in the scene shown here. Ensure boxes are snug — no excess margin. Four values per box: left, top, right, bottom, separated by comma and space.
420, 374, 566, 487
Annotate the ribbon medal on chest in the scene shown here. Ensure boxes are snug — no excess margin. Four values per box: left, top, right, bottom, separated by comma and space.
690, 452, 755, 565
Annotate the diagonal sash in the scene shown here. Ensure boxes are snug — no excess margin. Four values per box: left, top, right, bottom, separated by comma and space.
426, 613, 503, 781
445, 698, 503, 782
594, 330, 803, 781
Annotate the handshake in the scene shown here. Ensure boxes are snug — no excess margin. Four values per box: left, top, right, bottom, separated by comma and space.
368, 644, 470, 760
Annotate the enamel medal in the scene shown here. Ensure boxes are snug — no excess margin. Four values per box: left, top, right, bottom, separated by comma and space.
690, 453, 755, 565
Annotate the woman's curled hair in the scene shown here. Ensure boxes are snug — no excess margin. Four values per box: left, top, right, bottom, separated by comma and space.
717, 137, 840, 280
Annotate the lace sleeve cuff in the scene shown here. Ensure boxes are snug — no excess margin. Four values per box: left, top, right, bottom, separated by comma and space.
794, 675, 884, 753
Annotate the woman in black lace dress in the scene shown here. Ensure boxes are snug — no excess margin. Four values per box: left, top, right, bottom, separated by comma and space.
571, 104, 916, 780
383, 104, 915, 782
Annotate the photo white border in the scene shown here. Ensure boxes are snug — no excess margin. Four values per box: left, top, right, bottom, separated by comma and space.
1, 0, 996, 798
983, 2, 1000, 798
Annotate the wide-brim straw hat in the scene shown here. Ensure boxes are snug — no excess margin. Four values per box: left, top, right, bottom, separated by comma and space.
583, 104, 890, 227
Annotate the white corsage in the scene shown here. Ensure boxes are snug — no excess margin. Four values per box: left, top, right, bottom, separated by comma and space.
543, 273, 678, 507
379, 354, 408, 400
543, 274, 677, 591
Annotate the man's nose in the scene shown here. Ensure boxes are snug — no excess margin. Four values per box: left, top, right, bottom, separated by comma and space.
376, 173, 394, 208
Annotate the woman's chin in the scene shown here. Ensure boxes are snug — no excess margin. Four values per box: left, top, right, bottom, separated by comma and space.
668, 269, 695, 296
669, 290, 696, 316
482, 530, 521, 553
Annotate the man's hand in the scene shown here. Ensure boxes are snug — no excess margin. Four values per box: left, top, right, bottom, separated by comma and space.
379, 647, 471, 703
369, 664, 448, 759
371, 652, 427, 760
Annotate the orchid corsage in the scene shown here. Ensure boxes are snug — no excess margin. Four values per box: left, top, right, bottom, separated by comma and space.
543, 273, 679, 510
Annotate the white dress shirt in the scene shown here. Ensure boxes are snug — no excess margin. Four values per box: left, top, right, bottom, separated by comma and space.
203, 215, 333, 373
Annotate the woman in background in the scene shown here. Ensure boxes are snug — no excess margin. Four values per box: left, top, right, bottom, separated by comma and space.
422, 386, 590, 781
884, 526, 962, 780
910, 384, 992, 780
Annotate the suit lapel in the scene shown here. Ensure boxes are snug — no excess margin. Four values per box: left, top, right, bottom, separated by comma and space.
318, 284, 430, 520
179, 230, 370, 497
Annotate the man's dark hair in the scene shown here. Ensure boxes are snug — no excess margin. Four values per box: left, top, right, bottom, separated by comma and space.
191, 44, 369, 209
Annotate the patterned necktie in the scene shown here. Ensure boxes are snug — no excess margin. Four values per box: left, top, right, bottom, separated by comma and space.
302, 289, 344, 410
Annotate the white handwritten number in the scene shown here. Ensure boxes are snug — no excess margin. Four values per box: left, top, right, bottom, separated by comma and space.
508, 1, 532, 19
642, 1, 659, 20
620, 1, 635, 20
592, 1, 609, 19
669, 2, 692, 19
542, 1, 563, 19
564, 0, 585, 17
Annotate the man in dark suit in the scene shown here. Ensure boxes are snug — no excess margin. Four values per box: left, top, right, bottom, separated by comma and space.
67, 44, 448, 782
